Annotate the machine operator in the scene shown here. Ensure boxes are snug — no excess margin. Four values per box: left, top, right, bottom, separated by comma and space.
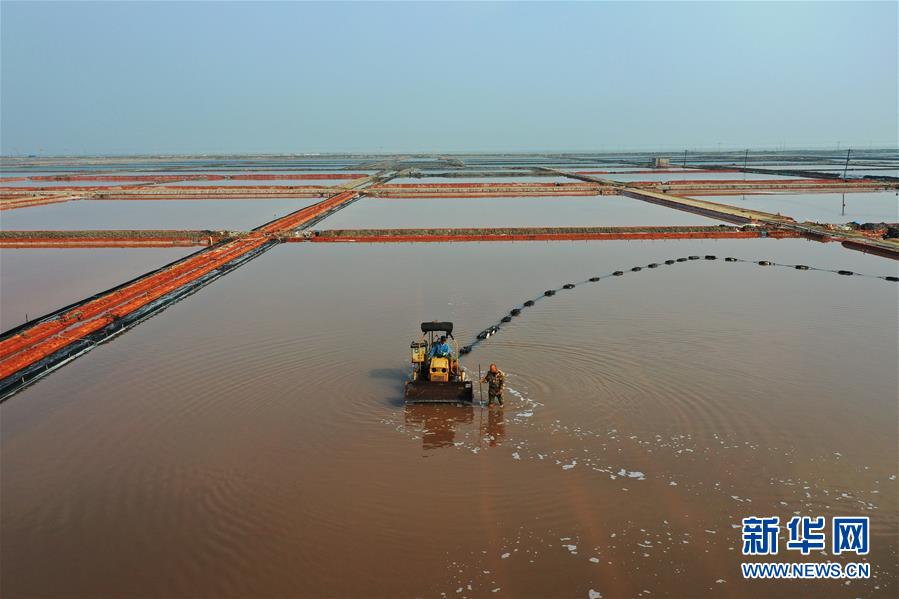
428, 336, 453, 359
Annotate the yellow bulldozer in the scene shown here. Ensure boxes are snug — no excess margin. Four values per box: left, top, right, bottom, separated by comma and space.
404, 321, 474, 403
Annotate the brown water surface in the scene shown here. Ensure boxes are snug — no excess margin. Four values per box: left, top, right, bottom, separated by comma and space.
0, 248, 196, 331
2, 238, 896, 598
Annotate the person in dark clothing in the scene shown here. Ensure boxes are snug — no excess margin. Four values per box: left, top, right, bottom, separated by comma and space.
481, 363, 506, 407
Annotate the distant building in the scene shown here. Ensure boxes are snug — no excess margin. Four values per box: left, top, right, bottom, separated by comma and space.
652, 157, 670, 168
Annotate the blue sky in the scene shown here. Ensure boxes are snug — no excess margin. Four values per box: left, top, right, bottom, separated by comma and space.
1, 1, 896, 154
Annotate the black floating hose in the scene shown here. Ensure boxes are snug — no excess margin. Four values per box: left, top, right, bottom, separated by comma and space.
462, 256, 898, 355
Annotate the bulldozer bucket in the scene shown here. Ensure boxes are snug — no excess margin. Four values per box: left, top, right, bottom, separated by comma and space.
404, 380, 474, 403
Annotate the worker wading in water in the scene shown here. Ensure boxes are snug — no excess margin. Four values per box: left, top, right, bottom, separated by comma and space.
481, 363, 506, 407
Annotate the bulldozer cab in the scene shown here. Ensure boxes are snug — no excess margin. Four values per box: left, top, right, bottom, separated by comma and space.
411, 322, 456, 364
404, 321, 473, 403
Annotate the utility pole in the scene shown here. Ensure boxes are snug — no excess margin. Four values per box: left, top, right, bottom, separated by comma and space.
682, 149, 687, 169
842, 149, 851, 179
743, 148, 749, 180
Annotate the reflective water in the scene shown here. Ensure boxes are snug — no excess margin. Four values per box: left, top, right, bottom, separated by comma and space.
606, 172, 803, 183
0, 170, 373, 188
316, 195, 726, 228
2, 238, 896, 598
389, 176, 574, 184
0, 248, 196, 331
707, 192, 898, 223
149, 179, 345, 187
1, 180, 151, 188
1, 199, 321, 231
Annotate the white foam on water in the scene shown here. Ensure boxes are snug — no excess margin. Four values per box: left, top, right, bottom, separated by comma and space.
617, 469, 646, 480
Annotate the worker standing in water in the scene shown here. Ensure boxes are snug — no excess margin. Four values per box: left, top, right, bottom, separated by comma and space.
481, 363, 506, 407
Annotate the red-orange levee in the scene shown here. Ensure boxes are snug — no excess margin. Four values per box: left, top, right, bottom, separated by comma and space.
0, 189, 363, 381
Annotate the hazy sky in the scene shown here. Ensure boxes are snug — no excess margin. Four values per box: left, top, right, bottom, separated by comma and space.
1, 1, 896, 155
